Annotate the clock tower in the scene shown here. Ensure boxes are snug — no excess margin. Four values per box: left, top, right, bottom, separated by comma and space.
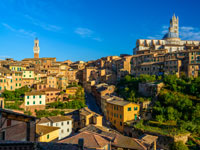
33, 38, 40, 59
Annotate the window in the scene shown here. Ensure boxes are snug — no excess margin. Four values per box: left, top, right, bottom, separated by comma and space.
27, 101, 29, 105
10, 86, 12, 90
0, 131, 5, 140
120, 122, 122, 126
24, 75, 26, 77
67, 129, 69, 132
47, 134, 49, 139
67, 121, 69, 125
16, 83, 17, 87
27, 96, 29, 99
11, 79, 12, 83
128, 107, 131, 111
39, 95, 42, 98
29, 75, 31, 77
16, 78, 17, 81
0, 87, 1, 90
114, 120, 116, 124
40, 101, 42, 104
61, 130, 64, 133
33, 96, 35, 99
134, 107, 138, 111
61, 122, 64, 126
120, 115, 122, 119
19, 84, 21, 86
33, 101, 35, 104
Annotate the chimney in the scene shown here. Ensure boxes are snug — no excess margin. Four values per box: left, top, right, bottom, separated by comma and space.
78, 138, 84, 150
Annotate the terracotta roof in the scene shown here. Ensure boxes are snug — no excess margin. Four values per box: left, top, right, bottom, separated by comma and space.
112, 134, 147, 150
0, 67, 11, 74
48, 116, 72, 123
139, 134, 158, 145
37, 117, 50, 124
41, 87, 61, 92
38, 116, 72, 124
59, 131, 110, 148
25, 91, 45, 96
79, 107, 100, 117
79, 125, 147, 150
36, 125, 59, 136
107, 99, 131, 106
0, 108, 36, 121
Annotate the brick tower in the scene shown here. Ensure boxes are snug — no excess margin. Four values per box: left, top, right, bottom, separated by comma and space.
33, 38, 40, 59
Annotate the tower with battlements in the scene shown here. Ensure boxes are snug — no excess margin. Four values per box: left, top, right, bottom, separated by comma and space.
33, 38, 40, 59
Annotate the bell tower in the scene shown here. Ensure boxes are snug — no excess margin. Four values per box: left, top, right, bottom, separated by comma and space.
169, 14, 179, 36
33, 37, 40, 59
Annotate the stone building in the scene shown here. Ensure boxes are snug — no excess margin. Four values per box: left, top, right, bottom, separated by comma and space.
41, 87, 61, 103
91, 83, 115, 106
37, 116, 73, 140
23, 91, 46, 114
65, 107, 103, 131
106, 99, 140, 133
0, 108, 36, 141
131, 14, 200, 78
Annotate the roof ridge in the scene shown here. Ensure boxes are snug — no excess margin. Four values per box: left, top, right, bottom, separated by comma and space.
132, 138, 147, 150
93, 134, 102, 147
47, 117, 54, 123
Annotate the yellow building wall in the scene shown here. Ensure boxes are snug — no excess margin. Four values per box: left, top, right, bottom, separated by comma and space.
65, 88, 78, 95
23, 71, 34, 79
9, 66, 26, 71
38, 129, 59, 142
106, 102, 140, 133
123, 103, 140, 122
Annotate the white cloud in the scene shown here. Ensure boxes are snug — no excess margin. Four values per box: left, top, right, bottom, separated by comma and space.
0, 55, 11, 59
75, 27, 102, 42
75, 27, 93, 38
24, 14, 61, 31
2, 23, 36, 38
180, 26, 194, 31
92, 37, 103, 42
180, 27, 200, 40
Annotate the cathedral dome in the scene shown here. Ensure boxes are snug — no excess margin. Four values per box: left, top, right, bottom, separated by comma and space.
163, 32, 179, 40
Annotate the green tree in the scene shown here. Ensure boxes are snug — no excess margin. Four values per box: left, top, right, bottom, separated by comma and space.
171, 141, 189, 150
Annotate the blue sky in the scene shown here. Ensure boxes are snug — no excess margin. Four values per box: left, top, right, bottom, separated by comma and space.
0, 0, 200, 62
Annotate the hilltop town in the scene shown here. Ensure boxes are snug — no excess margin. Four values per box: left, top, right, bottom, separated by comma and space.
0, 15, 200, 150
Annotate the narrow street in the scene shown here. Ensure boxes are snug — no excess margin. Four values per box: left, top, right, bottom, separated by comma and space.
85, 92, 111, 128
85, 92, 101, 114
